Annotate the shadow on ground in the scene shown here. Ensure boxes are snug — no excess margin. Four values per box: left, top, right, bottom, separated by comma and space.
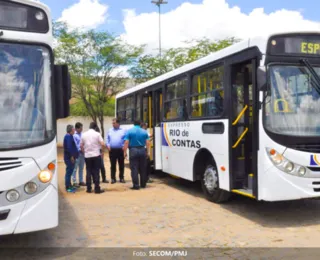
151, 171, 320, 229
0, 190, 89, 259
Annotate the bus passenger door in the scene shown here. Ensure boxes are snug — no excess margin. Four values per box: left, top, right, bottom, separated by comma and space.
229, 58, 258, 198
153, 89, 163, 170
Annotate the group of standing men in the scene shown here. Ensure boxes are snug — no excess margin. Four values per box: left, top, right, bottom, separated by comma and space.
63, 118, 152, 194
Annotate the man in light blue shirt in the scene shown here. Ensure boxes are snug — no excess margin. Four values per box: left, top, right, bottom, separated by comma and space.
72, 122, 85, 187
106, 118, 127, 183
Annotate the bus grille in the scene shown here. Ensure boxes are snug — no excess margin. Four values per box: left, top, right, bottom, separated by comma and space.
291, 144, 320, 153
0, 158, 22, 172
313, 182, 320, 192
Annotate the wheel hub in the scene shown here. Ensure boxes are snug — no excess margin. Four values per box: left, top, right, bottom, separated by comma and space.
204, 167, 218, 193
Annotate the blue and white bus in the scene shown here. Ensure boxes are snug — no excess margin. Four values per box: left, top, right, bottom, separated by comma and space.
0, 0, 70, 234
116, 30, 320, 203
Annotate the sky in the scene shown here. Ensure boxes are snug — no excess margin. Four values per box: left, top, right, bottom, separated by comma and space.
40, 0, 320, 53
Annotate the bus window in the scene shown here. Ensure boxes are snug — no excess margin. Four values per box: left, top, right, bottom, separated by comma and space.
191, 65, 224, 118
142, 95, 148, 123
117, 98, 126, 121
135, 94, 141, 120
125, 96, 134, 122
164, 78, 187, 120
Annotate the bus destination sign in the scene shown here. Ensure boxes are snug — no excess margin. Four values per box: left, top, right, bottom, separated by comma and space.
269, 35, 320, 56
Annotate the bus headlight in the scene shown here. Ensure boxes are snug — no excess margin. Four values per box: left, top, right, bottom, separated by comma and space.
284, 161, 294, 172
24, 182, 38, 194
6, 190, 20, 202
266, 148, 308, 177
38, 170, 52, 183
298, 166, 307, 176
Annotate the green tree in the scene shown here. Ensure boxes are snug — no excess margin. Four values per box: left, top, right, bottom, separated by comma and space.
129, 37, 240, 83
53, 21, 142, 137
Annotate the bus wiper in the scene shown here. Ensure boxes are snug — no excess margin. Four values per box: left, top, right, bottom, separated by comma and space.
300, 58, 320, 95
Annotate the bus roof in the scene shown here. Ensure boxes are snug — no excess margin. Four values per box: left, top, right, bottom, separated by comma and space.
116, 30, 320, 99
11, 0, 50, 13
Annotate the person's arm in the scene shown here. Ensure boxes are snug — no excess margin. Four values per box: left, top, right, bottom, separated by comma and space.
123, 140, 129, 158
146, 139, 151, 157
66, 135, 75, 163
106, 130, 111, 151
98, 133, 105, 147
80, 137, 84, 154
123, 131, 130, 158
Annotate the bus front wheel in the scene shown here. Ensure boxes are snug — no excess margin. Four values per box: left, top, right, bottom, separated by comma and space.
201, 163, 230, 203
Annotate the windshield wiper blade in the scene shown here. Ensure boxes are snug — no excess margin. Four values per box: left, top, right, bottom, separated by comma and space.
300, 58, 320, 95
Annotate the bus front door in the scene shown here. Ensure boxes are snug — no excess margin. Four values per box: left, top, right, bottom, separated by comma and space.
230, 58, 258, 198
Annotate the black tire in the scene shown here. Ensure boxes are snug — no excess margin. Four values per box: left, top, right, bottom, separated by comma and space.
201, 162, 230, 203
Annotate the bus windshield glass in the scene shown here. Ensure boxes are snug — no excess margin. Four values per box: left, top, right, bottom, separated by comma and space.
264, 65, 320, 136
0, 43, 53, 149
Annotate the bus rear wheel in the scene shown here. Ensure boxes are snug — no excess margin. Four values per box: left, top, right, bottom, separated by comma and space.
201, 163, 230, 203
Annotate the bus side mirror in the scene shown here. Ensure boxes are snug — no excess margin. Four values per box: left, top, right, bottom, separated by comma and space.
257, 66, 267, 91
54, 64, 71, 119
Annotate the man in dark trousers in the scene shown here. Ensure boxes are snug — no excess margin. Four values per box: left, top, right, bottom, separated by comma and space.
123, 120, 150, 190
106, 118, 126, 184
80, 122, 105, 194
63, 125, 79, 193
95, 126, 109, 183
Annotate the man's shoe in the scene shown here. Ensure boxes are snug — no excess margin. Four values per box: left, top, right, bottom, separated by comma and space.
67, 187, 76, 193
95, 189, 105, 194
79, 182, 86, 186
102, 180, 109, 183
86, 190, 92, 193
120, 179, 125, 183
73, 183, 80, 188
130, 186, 140, 190
111, 179, 116, 184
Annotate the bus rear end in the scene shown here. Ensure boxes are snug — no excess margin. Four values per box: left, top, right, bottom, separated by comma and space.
258, 33, 320, 201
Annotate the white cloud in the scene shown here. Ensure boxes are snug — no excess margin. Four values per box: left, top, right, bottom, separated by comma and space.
121, 0, 320, 53
58, 0, 108, 30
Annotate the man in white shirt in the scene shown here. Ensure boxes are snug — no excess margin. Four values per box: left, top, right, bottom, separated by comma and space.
80, 122, 105, 194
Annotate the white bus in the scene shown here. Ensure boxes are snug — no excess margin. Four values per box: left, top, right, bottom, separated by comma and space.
0, 0, 70, 234
116, 31, 320, 203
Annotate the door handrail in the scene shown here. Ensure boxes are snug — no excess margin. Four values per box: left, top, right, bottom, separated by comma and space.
232, 127, 248, 149
232, 105, 248, 126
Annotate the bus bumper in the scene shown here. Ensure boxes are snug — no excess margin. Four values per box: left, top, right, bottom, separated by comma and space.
259, 166, 320, 201
0, 185, 58, 235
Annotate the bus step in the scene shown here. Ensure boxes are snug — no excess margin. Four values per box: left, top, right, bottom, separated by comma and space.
231, 189, 256, 199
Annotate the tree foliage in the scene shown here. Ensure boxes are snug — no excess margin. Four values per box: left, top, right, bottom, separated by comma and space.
53, 21, 142, 137
129, 37, 240, 83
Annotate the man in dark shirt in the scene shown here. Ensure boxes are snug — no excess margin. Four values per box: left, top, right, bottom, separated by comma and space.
63, 125, 79, 192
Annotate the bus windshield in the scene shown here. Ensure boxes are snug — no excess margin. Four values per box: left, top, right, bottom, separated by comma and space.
0, 43, 53, 149
264, 65, 320, 136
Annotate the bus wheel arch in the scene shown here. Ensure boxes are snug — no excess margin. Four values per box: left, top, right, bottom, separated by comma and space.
193, 148, 230, 203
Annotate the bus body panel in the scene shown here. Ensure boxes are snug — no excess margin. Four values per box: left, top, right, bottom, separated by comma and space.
0, 201, 26, 235
14, 184, 58, 234
160, 120, 230, 190
0, 141, 58, 235
154, 127, 162, 170
259, 166, 320, 201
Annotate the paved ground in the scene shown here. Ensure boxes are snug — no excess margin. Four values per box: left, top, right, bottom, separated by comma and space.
1, 149, 320, 258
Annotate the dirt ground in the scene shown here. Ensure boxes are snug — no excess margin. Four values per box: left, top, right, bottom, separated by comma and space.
1, 148, 320, 258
